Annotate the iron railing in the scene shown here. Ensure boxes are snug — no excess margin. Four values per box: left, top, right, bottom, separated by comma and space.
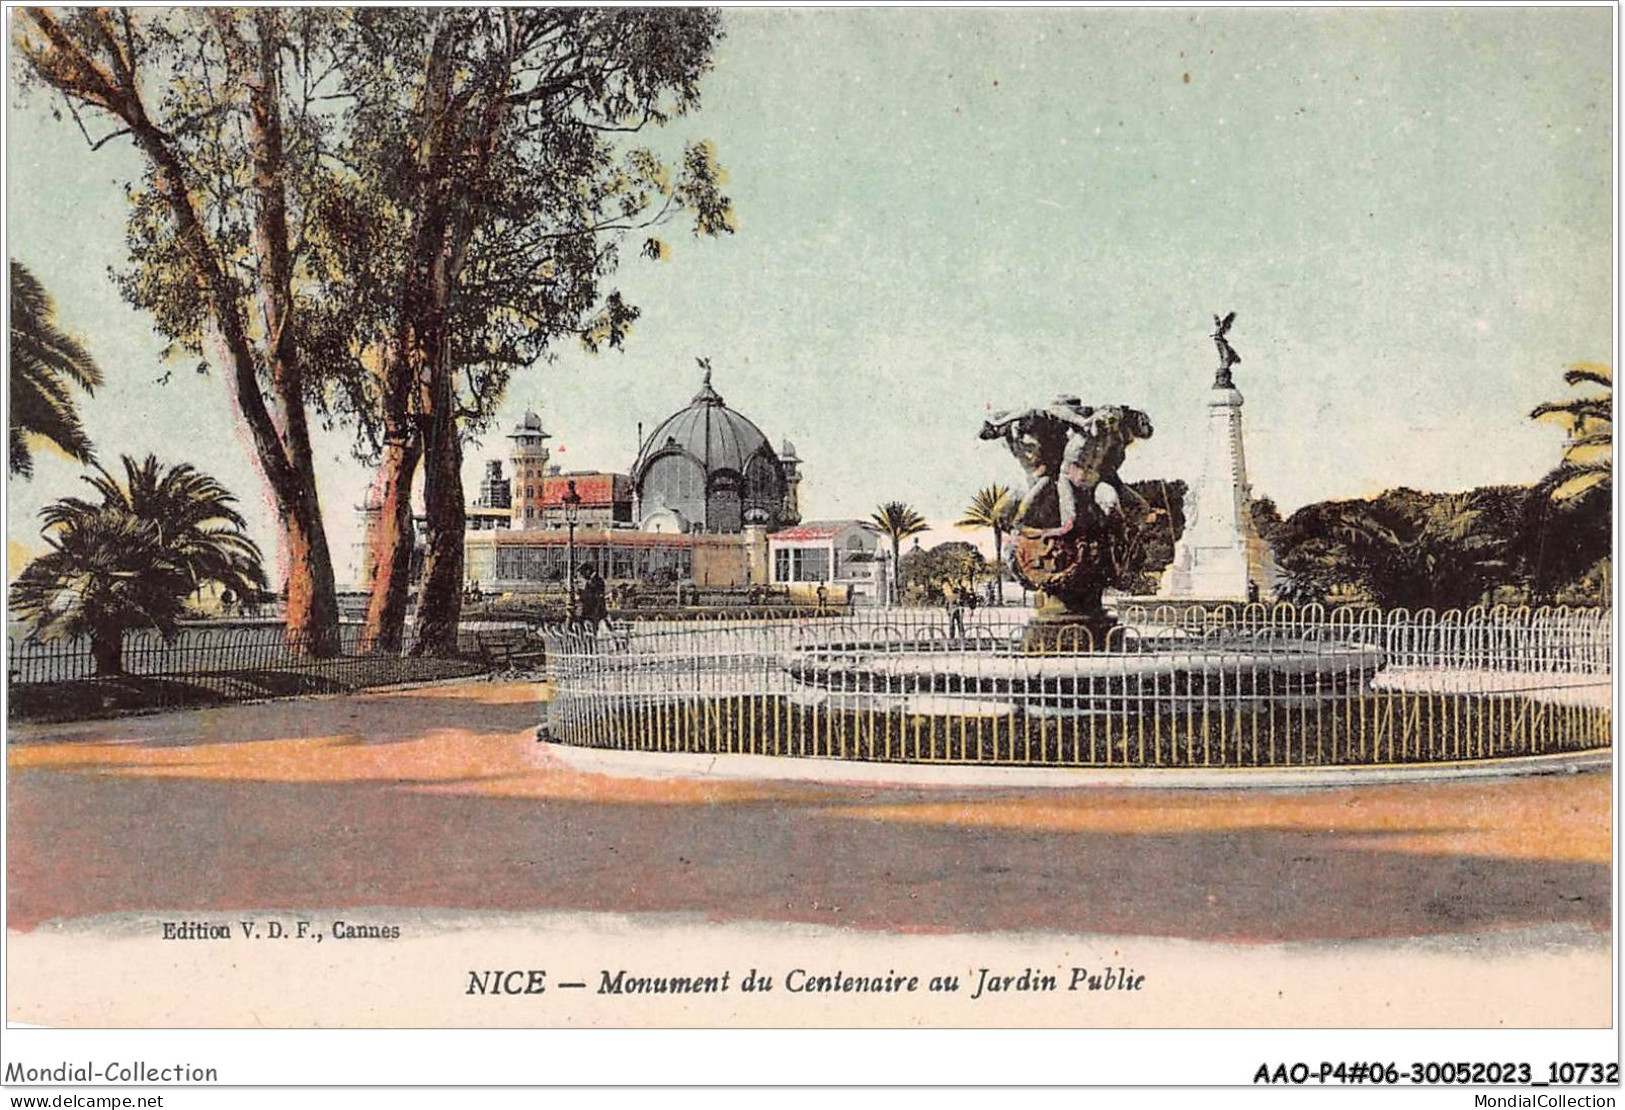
540, 605, 1612, 769
6, 623, 501, 722
6, 622, 380, 685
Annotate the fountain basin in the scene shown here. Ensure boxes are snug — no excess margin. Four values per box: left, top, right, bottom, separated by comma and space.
783, 640, 1385, 717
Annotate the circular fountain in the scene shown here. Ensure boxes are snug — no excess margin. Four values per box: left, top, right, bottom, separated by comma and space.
781, 630, 1385, 718
539, 381, 1610, 777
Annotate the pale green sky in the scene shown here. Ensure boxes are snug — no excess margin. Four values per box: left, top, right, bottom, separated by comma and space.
6, 7, 1614, 582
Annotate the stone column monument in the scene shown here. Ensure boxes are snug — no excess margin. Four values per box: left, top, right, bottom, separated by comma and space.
1159, 312, 1280, 601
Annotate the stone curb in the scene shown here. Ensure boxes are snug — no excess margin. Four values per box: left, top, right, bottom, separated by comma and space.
536, 740, 1611, 791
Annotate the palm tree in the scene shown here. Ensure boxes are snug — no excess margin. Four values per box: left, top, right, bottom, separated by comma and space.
51, 456, 266, 596
956, 484, 1014, 603
9, 260, 103, 478
1531, 362, 1611, 503
867, 501, 929, 604
10, 456, 266, 675
1330, 492, 1506, 610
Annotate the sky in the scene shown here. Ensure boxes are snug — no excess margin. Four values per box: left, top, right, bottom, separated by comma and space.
5, 7, 1615, 584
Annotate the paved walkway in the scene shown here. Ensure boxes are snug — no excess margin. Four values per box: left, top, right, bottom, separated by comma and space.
7, 681, 1612, 943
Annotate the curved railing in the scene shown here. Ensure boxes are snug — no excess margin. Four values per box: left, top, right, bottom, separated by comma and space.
539, 605, 1611, 770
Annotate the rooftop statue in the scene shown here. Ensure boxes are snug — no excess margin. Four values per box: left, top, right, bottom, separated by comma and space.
1212, 310, 1240, 388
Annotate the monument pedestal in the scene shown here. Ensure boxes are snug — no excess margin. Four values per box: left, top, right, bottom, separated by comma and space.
1160, 377, 1280, 602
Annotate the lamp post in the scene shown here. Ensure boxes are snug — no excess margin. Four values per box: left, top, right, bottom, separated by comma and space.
563, 479, 582, 618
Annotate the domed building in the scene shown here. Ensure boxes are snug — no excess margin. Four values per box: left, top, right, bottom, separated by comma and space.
453, 365, 896, 606
631, 369, 801, 534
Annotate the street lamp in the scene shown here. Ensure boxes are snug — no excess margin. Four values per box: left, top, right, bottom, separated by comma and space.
563, 479, 582, 619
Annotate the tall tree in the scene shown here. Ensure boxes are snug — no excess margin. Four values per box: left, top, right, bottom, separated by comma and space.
867, 501, 929, 603
11, 455, 265, 675
1531, 362, 1612, 503
315, 9, 732, 654
9, 260, 103, 477
16, 9, 343, 654
956, 484, 1013, 603
1522, 363, 1613, 602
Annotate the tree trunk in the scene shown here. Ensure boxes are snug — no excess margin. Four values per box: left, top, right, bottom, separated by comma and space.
283, 494, 342, 657
992, 531, 1001, 603
90, 628, 123, 677
360, 437, 422, 652
412, 407, 465, 656
892, 535, 903, 603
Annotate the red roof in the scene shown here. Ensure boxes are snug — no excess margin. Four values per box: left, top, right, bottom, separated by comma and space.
539, 472, 632, 507
771, 522, 846, 542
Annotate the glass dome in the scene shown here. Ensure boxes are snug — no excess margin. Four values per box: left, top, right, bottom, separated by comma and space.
632, 370, 788, 533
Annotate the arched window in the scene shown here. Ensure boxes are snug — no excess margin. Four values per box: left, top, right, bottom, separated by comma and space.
640, 454, 706, 525
743, 454, 782, 522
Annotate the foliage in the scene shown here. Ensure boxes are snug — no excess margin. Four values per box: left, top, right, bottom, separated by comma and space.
1271, 488, 1511, 610
15, 9, 733, 654
44, 455, 268, 597
9, 260, 102, 477
956, 484, 1013, 598
15, 9, 344, 651
867, 500, 930, 599
901, 541, 990, 604
10, 456, 266, 674
310, 9, 734, 654
1531, 363, 1611, 504
956, 485, 1013, 538
312, 8, 735, 455
1520, 363, 1612, 604
1509, 482, 1610, 604
868, 501, 929, 544
1115, 479, 1187, 593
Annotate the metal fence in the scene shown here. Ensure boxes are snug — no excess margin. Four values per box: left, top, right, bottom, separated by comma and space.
6, 621, 497, 721
1118, 602, 1613, 674
7, 622, 380, 684
540, 605, 1612, 769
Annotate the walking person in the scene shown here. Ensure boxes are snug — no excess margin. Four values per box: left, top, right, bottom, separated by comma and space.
946, 584, 967, 640
577, 564, 609, 650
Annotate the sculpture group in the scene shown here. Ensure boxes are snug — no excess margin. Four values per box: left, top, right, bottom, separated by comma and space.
980, 396, 1153, 646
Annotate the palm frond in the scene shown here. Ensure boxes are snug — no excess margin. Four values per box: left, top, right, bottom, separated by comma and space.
1531, 398, 1611, 425
1563, 362, 1611, 390
11, 454, 266, 645
9, 260, 103, 476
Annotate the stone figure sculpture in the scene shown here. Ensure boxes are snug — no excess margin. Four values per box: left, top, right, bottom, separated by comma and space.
980, 397, 1153, 648
1212, 310, 1240, 388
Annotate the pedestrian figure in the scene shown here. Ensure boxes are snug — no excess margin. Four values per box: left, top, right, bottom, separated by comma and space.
578, 565, 607, 622
816, 582, 828, 613
946, 585, 967, 640
577, 563, 606, 634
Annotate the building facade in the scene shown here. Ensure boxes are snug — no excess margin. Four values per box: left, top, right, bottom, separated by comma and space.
356, 366, 853, 600
767, 520, 885, 603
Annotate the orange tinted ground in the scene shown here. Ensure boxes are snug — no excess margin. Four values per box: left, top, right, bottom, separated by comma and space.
7, 682, 1612, 941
